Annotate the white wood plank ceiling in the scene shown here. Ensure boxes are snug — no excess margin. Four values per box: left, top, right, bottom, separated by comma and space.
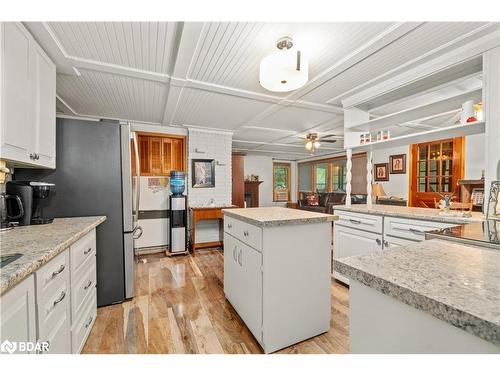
23, 21, 498, 160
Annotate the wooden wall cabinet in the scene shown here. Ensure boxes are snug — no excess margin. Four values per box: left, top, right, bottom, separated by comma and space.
133, 133, 186, 176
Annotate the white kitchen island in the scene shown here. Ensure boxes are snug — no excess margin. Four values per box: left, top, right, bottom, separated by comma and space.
222, 207, 337, 353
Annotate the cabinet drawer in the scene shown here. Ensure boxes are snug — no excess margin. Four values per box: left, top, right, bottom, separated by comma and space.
36, 250, 69, 299
70, 229, 96, 273
36, 274, 70, 344
334, 210, 383, 234
71, 289, 97, 354
224, 215, 262, 252
71, 255, 96, 320
384, 216, 457, 242
39, 309, 71, 354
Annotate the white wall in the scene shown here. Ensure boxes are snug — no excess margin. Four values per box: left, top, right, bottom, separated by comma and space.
244, 154, 297, 207
465, 134, 485, 179
372, 145, 411, 200
371, 134, 485, 200
187, 128, 232, 243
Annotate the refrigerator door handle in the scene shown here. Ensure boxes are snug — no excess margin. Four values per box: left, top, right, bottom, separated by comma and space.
132, 131, 141, 225
132, 225, 143, 239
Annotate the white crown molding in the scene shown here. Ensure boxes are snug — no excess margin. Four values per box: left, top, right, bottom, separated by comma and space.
333, 23, 498, 107
233, 139, 341, 150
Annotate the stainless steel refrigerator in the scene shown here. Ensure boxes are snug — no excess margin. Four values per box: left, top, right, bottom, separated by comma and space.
14, 118, 142, 306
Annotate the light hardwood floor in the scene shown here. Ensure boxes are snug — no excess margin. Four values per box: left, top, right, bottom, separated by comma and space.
82, 249, 349, 354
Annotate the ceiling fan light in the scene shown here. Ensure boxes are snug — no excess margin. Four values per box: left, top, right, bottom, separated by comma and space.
259, 41, 309, 93
313, 141, 321, 149
305, 141, 313, 151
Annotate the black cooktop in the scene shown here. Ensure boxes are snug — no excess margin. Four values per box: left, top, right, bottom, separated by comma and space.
427, 220, 500, 249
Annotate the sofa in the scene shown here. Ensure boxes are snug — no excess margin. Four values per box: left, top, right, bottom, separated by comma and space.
297, 192, 367, 214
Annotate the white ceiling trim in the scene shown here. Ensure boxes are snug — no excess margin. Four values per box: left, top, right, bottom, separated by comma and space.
184, 124, 234, 135
233, 139, 342, 150
330, 22, 497, 106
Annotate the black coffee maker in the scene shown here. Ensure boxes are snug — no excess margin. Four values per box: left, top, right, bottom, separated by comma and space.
6, 181, 55, 225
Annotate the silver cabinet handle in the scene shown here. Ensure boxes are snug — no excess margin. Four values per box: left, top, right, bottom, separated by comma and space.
243, 230, 249, 237
84, 280, 92, 290
84, 247, 93, 255
133, 225, 143, 239
238, 249, 242, 266
36, 154, 40, 160
29, 153, 34, 160
53, 290, 66, 307
375, 238, 382, 246
349, 219, 361, 224
233, 246, 237, 262
85, 315, 94, 329
51, 264, 66, 279
409, 228, 425, 234
383, 240, 389, 247
227, 223, 232, 229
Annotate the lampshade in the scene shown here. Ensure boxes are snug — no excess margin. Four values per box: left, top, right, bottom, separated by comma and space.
372, 183, 387, 198
259, 49, 308, 92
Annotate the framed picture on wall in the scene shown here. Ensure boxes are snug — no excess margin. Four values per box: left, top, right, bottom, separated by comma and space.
390, 154, 406, 174
192, 159, 215, 188
374, 163, 389, 181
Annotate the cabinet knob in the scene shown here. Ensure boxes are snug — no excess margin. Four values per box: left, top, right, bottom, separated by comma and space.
227, 224, 232, 229
375, 238, 382, 246
383, 240, 389, 248
29, 153, 35, 160
243, 230, 249, 237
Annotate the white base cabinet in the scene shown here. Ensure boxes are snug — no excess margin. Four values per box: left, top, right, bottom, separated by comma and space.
333, 209, 460, 285
0, 22, 56, 168
223, 215, 331, 353
0, 275, 37, 354
0, 229, 97, 354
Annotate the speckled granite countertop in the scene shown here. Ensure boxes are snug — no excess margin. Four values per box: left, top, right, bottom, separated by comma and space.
222, 207, 337, 227
335, 239, 500, 346
0, 216, 106, 295
334, 204, 484, 224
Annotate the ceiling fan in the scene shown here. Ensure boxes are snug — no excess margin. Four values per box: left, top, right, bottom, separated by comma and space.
303, 133, 340, 152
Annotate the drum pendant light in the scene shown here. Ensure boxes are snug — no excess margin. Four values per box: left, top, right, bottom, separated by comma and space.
259, 37, 308, 93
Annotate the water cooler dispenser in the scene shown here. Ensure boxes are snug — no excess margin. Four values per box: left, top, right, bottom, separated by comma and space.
169, 171, 187, 254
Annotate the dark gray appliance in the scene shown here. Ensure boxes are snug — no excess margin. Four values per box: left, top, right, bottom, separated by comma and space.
14, 118, 142, 306
6, 181, 55, 225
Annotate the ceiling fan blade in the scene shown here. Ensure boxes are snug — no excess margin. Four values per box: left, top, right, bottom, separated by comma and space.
321, 139, 337, 143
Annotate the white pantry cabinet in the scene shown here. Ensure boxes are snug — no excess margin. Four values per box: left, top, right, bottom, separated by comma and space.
0, 22, 56, 168
223, 214, 331, 353
0, 275, 37, 354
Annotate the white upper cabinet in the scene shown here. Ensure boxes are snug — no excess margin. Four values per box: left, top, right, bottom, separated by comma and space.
0, 22, 56, 168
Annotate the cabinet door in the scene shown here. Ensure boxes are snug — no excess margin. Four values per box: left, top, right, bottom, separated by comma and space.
138, 135, 150, 175
0, 275, 37, 353
161, 138, 172, 175
149, 137, 162, 175
334, 224, 382, 284
223, 233, 238, 308
32, 43, 56, 168
334, 224, 382, 259
236, 241, 263, 342
0, 22, 32, 164
171, 138, 184, 171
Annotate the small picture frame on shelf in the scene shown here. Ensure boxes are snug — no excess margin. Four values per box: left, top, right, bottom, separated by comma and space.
192, 159, 215, 188
374, 163, 389, 181
389, 154, 406, 174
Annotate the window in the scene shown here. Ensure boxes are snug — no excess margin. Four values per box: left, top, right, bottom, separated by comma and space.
273, 163, 291, 201
314, 163, 328, 193
332, 164, 347, 192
